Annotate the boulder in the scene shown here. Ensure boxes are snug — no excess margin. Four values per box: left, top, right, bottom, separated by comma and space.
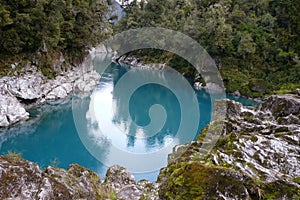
45, 86, 68, 100
73, 70, 100, 92
158, 162, 251, 200
6, 72, 44, 100
104, 165, 160, 200
259, 94, 300, 117
0, 156, 115, 199
0, 93, 29, 127
104, 165, 136, 192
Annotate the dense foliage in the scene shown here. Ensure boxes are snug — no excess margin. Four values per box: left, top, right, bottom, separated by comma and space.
0, 0, 299, 96
115, 0, 300, 97
0, 0, 112, 74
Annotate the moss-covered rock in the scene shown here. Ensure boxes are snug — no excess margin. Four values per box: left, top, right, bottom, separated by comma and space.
158, 162, 250, 199
0, 156, 115, 199
259, 94, 300, 118
158, 95, 300, 199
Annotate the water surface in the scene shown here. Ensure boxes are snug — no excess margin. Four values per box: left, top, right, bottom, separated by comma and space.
0, 63, 257, 181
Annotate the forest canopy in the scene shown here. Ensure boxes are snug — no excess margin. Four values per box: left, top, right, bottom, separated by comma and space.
115, 0, 300, 96
0, 0, 112, 71
0, 0, 299, 96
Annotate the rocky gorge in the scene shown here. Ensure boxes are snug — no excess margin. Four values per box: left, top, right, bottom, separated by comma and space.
0, 91, 299, 199
0, 45, 299, 199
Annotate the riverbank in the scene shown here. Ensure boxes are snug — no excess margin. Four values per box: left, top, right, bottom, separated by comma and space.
0, 54, 100, 127
116, 53, 300, 104
0, 93, 299, 199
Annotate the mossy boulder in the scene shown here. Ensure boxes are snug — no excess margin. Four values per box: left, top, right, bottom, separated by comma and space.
158, 162, 250, 199
259, 94, 300, 118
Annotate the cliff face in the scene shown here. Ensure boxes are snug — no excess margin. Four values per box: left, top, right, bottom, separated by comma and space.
0, 94, 299, 199
0, 56, 100, 127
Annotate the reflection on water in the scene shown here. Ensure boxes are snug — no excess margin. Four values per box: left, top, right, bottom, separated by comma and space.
0, 62, 258, 182
75, 63, 201, 173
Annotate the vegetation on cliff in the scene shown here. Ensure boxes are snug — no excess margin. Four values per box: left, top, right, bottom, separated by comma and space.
115, 0, 300, 97
0, 0, 112, 76
1, 0, 299, 97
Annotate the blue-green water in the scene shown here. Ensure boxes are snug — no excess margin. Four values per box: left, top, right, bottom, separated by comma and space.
0, 64, 258, 182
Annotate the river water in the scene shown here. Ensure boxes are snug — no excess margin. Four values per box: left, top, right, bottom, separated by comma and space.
0, 62, 257, 182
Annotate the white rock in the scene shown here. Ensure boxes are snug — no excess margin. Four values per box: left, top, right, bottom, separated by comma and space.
0, 114, 9, 127
194, 82, 203, 90
45, 86, 68, 100
73, 71, 100, 92
7, 73, 44, 100
61, 83, 72, 94
233, 90, 241, 97
0, 93, 29, 127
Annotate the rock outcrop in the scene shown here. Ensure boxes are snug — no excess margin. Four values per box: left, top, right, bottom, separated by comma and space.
0, 55, 100, 127
0, 155, 115, 199
104, 165, 159, 200
115, 54, 167, 71
0, 156, 159, 200
0, 92, 29, 127
158, 94, 300, 199
259, 94, 300, 118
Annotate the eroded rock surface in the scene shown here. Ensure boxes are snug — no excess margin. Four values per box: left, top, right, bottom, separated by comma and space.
0, 158, 159, 200
104, 165, 159, 200
159, 94, 300, 199
0, 55, 100, 127
0, 92, 29, 127
0, 155, 112, 199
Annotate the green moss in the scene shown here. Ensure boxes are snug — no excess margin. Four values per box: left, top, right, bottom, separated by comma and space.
247, 162, 255, 169
5, 150, 23, 161
253, 152, 261, 163
244, 113, 254, 122
293, 177, 300, 184
274, 132, 286, 138
261, 180, 300, 199
276, 116, 283, 123
196, 126, 208, 142
215, 133, 237, 148
250, 135, 258, 143
275, 83, 300, 94
159, 162, 248, 199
